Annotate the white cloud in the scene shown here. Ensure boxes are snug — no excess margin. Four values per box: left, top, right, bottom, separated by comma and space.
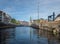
0, 0, 60, 21
39, 0, 60, 5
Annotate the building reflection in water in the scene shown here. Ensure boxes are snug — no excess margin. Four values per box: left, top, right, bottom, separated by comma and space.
35, 29, 60, 44
0, 28, 15, 44
0, 27, 60, 44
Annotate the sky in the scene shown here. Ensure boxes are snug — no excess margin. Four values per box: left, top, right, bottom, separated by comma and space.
0, 0, 60, 21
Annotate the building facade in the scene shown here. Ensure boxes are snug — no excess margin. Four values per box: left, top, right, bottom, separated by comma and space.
20, 21, 29, 26
0, 11, 11, 23
55, 14, 60, 21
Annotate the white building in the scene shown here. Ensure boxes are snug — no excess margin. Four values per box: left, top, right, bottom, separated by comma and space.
0, 11, 11, 23
55, 14, 60, 21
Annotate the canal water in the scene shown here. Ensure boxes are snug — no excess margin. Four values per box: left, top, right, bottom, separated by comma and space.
0, 27, 60, 44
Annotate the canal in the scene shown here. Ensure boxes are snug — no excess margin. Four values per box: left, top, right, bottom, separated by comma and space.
0, 27, 60, 44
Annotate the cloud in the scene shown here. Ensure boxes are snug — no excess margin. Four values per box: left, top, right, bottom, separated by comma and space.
39, 0, 60, 5
3, 7, 13, 13
0, 0, 60, 21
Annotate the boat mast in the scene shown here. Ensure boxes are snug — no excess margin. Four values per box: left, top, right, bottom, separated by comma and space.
37, 0, 40, 28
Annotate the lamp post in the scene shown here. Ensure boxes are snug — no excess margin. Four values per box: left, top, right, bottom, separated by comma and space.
48, 12, 55, 22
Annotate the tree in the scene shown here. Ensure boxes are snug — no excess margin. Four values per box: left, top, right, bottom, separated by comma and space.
11, 18, 20, 25
11, 18, 16, 24
40, 18, 44, 20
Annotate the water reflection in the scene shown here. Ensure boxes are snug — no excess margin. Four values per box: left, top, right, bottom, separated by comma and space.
35, 29, 60, 44
0, 28, 15, 44
0, 27, 60, 44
